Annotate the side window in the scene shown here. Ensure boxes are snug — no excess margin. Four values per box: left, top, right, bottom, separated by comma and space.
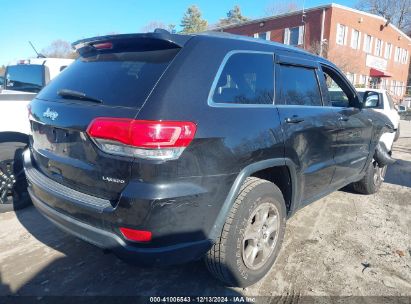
276, 64, 322, 106
321, 65, 356, 108
211, 53, 274, 105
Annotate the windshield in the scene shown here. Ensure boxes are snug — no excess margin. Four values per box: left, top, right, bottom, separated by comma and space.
37, 48, 180, 107
5, 64, 44, 93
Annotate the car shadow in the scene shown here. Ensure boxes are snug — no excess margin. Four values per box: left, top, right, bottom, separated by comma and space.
384, 159, 411, 188
340, 157, 411, 194
9, 206, 243, 297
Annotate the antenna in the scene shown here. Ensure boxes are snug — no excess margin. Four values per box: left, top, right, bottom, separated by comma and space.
28, 41, 46, 58
301, 0, 306, 23
301, 0, 306, 50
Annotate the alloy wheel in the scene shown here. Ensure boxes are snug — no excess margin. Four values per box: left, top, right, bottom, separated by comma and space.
242, 201, 280, 270
0, 159, 19, 205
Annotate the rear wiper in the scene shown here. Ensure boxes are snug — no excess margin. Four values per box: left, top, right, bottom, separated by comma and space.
58, 89, 103, 103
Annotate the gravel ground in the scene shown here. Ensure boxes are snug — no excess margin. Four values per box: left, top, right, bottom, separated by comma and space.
0, 121, 410, 300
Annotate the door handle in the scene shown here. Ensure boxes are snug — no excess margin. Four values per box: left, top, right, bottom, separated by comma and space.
338, 115, 349, 121
285, 116, 304, 124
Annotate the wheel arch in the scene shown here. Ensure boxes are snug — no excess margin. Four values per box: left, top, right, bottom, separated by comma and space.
209, 158, 300, 240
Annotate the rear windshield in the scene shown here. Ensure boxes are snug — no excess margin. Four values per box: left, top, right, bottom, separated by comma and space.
5, 64, 44, 93
37, 48, 180, 107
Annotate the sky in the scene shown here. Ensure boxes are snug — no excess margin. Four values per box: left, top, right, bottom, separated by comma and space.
0, 0, 356, 65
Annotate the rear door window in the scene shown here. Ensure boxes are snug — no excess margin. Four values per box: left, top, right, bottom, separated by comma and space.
276, 65, 322, 106
37, 48, 180, 108
211, 52, 274, 105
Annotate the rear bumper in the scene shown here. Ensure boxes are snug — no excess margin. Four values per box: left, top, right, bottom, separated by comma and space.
23, 149, 216, 265
29, 191, 212, 265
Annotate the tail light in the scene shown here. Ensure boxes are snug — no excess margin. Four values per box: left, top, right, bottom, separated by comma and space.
120, 227, 152, 242
87, 118, 197, 160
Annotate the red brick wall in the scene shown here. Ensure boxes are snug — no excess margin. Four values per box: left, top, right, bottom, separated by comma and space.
224, 9, 327, 50
222, 5, 411, 98
327, 6, 411, 98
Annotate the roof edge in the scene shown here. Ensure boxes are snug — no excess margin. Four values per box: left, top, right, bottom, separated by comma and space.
215, 4, 331, 31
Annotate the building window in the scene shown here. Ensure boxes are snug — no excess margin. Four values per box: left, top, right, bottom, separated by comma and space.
381, 78, 387, 90
283, 26, 304, 46
346, 72, 354, 84
351, 29, 361, 49
394, 47, 401, 62
336, 24, 347, 45
254, 32, 271, 40
392, 80, 403, 96
375, 39, 382, 56
384, 42, 392, 59
401, 49, 408, 64
363, 34, 372, 53
359, 75, 367, 86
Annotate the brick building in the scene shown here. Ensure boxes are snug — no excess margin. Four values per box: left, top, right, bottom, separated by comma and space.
220, 3, 411, 100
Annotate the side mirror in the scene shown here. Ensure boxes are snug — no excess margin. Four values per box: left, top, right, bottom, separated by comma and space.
362, 91, 380, 108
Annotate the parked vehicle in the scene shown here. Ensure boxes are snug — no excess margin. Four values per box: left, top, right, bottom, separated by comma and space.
356, 88, 401, 146
398, 105, 407, 113
24, 31, 394, 287
0, 58, 73, 212
0, 76, 4, 89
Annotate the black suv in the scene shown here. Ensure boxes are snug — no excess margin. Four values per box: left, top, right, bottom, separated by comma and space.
24, 31, 394, 287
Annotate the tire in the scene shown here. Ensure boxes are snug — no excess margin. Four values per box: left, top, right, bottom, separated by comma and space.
394, 125, 400, 142
0, 142, 31, 213
352, 159, 387, 195
205, 177, 286, 287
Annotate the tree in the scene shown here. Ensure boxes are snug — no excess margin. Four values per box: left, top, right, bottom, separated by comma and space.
141, 22, 177, 33
41, 40, 77, 59
357, 0, 410, 32
180, 5, 208, 33
0, 65, 5, 76
218, 5, 249, 26
141, 21, 167, 33
264, 1, 300, 16
307, 40, 329, 58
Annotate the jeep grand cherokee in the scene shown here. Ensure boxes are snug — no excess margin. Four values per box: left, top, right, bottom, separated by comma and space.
24, 31, 394, 287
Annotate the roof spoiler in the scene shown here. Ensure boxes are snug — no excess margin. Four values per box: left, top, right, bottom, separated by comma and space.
72, 31, 192, 56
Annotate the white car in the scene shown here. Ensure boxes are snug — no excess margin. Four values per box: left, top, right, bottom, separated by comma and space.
0, 58, 74, 135
356, 88, 400, 150
0, 57, 73, 212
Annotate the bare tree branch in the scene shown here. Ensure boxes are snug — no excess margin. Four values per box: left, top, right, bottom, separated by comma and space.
264, 1, 300, 16
357, 0, 411, 31
141, 21, 167, 33
41, 40, 77, 59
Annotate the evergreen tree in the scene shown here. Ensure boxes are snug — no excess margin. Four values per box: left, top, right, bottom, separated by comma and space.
180, 5, 208, 33
219, 5, 249, 26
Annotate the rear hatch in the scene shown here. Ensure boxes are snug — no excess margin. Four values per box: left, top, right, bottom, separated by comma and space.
29, 34, 185, 200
